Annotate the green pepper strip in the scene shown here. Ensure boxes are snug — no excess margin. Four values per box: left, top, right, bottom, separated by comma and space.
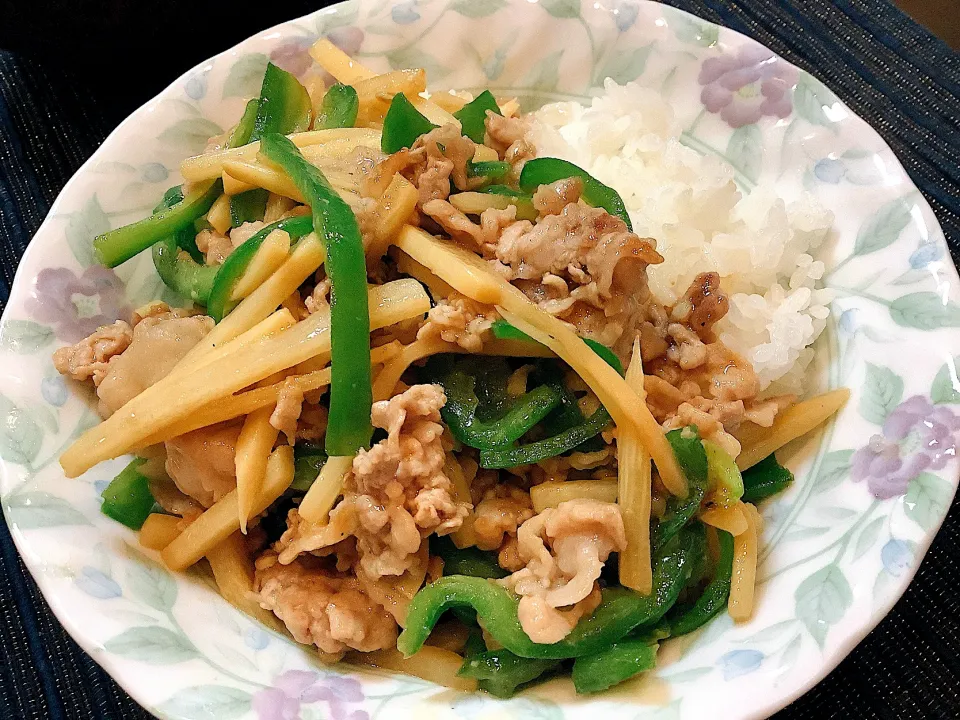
260, 133, 372, 455
430, 536, 507, 579
148, 98, 259, 300
453, 90, 502, 144
437, 365, 563, 450
652, 428, 709, 551
253, 62, 312, 139
742, 453, 794, 504
489, 319, 625, 375
231, 64, 311, 228
94, 181, 221, 268
398, 528, 699, 659
151, 237, 218, 305
571, 637, 659, 694
382, 93, 438, 153
668, 530, 735, 637
230, 190, 269, 228
458, 650, 560, 698
479, 405, 611, 469
316, 83, 359, 129
206, 214, 315, 321
467, 160, 510, 180
100, 459, 156, 530
704, 440, 744, 507
519, 157, 633, 231
291, 453, 327, 493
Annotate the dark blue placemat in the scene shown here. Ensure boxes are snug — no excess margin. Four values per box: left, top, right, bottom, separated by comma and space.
1, 1, 958, 718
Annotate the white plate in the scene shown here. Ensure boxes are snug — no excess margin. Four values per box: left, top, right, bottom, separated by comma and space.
2, 1, 959, 718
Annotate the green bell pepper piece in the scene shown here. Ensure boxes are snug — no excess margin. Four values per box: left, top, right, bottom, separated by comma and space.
151, 237, 218, 305
459, 649, 560, 697
100, 458, 156, 530
667, 529, 734, 636
742, 453, 794, 504
463, 628, 489, 658
291, 453, 327, 493
252, 62, 312, 139
432, 360, 563, 450
430, 536, 507, 579
652, 428, 709, 552
230, 190, 269, 228
453, 90, 502, 144
398, 528, 699, 659
468, 160, 511, 180
519, 158, 633, 231
316, 83, 359, 129
206, 214, 314, 321
230, 64, 311, 228
382, 93, 438, 153
478, 405, 611, 469
94, 94, 264, 269
704, 440, 744, 508
260, 133, 372, 455
489, 320, 624, 375
94, 180, 221, 268
571, 637, 659, 693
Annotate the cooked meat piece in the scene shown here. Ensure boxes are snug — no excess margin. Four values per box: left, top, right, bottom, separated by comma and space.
484, 112, 530, 156
532, 177, 583, 218
421, 200, 517, 252
195, 228, 234, 265
499, 499, 626, 643
472, 484, 535, 571
53, 320, 133, 386
270, 378, 303, 443
415, 291, 498, 352
256, 552, 396, 655
96, 314, 214, 416
164, 421, 241, 508
277, 385, 469, 580
304, 278, 332, 315
494, 204, 662, 295
671, 272, 729, 340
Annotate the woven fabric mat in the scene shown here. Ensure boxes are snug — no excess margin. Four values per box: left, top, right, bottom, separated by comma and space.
0, 1, 958, 717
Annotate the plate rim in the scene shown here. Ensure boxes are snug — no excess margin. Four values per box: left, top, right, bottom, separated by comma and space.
1, 1, 958, 718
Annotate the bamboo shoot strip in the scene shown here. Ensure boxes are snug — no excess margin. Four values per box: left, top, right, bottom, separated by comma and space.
61, 279, 429, 477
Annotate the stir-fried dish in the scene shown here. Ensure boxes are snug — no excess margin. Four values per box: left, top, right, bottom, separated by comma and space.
54, 39, 849, 696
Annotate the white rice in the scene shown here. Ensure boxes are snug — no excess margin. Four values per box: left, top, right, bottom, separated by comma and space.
530, 80, 834, 395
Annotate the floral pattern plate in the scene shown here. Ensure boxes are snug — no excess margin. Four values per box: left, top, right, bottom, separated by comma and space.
1, 1, 959, 719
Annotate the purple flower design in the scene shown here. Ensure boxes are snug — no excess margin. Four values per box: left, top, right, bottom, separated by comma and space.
253, 671, 368, 720
851, 395, 960, 499
270, 38, 317, 78
698, 45, 798, 128
26, 266, 129, 343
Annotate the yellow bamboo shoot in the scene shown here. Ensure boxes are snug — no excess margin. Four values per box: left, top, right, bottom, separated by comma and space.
530, 479, 618, 513
298, 454, 354, 525
618, 338, 653, 594
736, 389, 850, 470
62, 280, 430, 476
180, 127, 380, 182
230, 230, 291, 301
206, 194, 232, 235
235, 406, 280, 533
139, 513, 182, 551
207, 532, 284, 632
162, 446, 294, 571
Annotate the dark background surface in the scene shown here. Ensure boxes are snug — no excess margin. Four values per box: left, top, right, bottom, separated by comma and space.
0, 1, 959, 718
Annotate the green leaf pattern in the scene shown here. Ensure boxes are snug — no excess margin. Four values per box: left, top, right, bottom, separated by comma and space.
858, 363, 903, 425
